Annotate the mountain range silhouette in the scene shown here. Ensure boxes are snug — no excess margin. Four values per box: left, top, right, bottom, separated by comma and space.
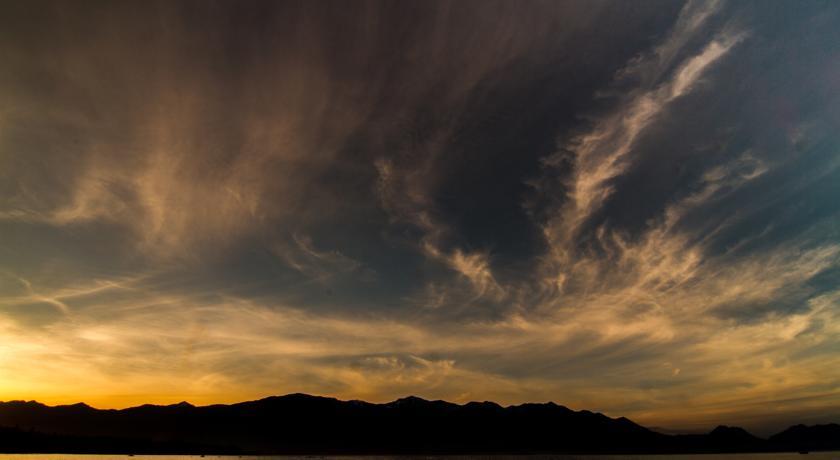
0, 393, 837, 454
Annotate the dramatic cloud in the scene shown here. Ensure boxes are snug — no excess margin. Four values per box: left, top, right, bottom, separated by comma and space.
1, 0, 839, 436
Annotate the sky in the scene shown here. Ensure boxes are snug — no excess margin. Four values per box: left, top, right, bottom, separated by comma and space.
1, 0, 839, 436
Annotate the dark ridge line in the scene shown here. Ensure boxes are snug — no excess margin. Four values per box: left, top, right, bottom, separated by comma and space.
1, 393, 837, 455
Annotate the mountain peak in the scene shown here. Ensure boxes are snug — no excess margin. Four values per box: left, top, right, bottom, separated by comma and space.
463, 400, 503, 409
0, 400, 47, 408
170, 401, 194, 408
710, 425, 755, 436
57, 402, 93, 410
386, 395, 434, 408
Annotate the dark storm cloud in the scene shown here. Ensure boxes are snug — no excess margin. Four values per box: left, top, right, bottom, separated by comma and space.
0, 0, 682, 300
1, 0, 839, 436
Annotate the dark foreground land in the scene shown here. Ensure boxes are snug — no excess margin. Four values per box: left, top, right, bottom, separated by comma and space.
1, 394, 838, 455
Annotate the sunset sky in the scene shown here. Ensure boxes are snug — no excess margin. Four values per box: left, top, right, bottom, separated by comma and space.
1, 0, 839, 436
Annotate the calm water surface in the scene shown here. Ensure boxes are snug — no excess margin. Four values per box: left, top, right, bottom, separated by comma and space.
1, 454, 839, 460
